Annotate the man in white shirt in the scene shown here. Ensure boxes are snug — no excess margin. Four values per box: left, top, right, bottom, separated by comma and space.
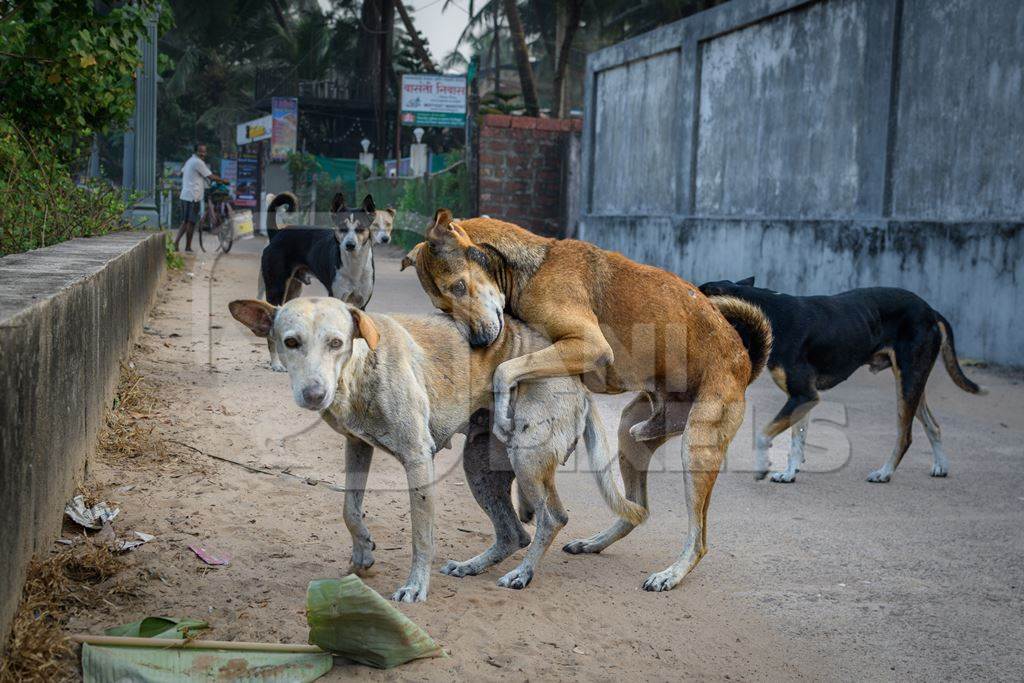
175, 143, 228, 252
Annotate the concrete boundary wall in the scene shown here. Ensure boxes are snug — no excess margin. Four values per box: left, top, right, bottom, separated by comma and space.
0, 232, 166, 646
579, 0, 1024, 364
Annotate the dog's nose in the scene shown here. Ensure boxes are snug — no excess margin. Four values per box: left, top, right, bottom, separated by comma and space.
345, 242, 356, 251
379, 235, 390, 243
468, 329, 492, 348
302, 384, 327, 408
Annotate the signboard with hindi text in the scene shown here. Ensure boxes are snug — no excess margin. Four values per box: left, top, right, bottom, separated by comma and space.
400, 74, 466, 128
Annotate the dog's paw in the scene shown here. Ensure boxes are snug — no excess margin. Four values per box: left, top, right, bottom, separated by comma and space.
641, 569, 682, 592
492, 414, 513, 444
562, 539, 602, 555
497, 565, 534, 590
270, 360, 287, 372
866, 468, 892, 483
439, 559, 482, 578
753, 469, 770, 481
391, 582, 428, 603
930, 464, 949, 478
769, 470, 797, 484
348, 544, 375, 575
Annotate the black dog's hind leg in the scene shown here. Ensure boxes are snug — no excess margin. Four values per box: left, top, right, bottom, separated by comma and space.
916, 394, 948, 477
440, 411, 530, 578
867, 338, 939, 482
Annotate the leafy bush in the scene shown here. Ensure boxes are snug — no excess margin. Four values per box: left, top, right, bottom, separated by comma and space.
0, 1, 168, 163
0, 1, 168, 256
0, 122, 131, 256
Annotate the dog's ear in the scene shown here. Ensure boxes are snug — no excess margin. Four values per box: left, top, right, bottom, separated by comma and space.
360, 194, 376, 213
736, 276, 755, 286
385, 207, 396, 217
331, 192, 346, 214
428, 208, 453, 237
350, 308, 379, 351
229, 299, 276, 338
400, 242, 425, 271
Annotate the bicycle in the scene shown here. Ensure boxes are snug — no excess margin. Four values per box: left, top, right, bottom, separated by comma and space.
197, 181, 235, 253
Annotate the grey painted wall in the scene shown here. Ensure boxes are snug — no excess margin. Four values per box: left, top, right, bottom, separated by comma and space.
579, 0, 1024, 364
0, 232, 165, 649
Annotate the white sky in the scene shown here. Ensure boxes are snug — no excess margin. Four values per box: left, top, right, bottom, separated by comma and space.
408, 0, 473, 72
317, 0, 473, 73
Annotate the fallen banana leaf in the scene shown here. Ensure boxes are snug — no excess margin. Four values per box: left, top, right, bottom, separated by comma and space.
76, 636, 331, 683
306, 576, 444, 668
104, 616, 208, 639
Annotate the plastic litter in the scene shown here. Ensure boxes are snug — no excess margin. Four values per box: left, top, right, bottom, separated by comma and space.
64, 495, 120, 530
116, 531, 155, 553
188, 543, 230, 565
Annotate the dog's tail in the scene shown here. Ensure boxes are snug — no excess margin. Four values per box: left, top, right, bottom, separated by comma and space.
935, 313, 986, 395
267, 191, 298, 240
584, 402, 648, 527
708, 295, 773, 385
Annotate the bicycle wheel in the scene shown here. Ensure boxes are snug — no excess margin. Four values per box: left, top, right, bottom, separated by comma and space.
219, 223, 234, 253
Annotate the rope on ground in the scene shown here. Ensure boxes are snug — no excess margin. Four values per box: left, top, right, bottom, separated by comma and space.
167, 439, 345, 492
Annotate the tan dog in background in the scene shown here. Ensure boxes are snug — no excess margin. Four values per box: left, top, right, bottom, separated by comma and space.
407, 210, 771, 592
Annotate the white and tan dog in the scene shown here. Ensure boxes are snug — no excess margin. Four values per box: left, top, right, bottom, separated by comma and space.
229, 297, 644, 602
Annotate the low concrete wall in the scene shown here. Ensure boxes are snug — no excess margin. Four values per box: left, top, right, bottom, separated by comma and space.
0, 232, 165, 647
580, 217, 1024, 365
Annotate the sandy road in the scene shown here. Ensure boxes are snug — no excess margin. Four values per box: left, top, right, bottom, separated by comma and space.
70, 237, 1023, 681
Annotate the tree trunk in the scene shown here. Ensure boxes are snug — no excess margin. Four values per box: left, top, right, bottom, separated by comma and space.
552, 0, 582, 118
492, 1, 500, 96
269, 0, 289, 32
395, 1, 435, 72
501, 0, 539, 116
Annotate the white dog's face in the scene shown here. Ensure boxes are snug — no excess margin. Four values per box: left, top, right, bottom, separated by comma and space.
229, 298, 379, 411
371, 208, 396, 245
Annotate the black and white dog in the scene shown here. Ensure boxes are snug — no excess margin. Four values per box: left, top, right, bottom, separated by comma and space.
699, 277, 984, 483
258, 191, 393, 370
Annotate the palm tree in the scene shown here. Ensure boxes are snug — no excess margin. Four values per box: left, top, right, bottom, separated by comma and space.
501, 0, 540, 115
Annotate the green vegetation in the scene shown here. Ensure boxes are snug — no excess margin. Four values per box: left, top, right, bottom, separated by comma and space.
0, 0, 168, 255
0, 122, 133, 256
164, 233, 184, 270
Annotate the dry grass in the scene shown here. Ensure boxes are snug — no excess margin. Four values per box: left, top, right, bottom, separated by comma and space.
1, 360, 163, 681
96, 361, 166, 464
0, 545, 127, 683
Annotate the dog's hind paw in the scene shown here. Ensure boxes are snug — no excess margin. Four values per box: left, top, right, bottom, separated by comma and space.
440, 559, 483, 578
562, 539, 602, 554
930, 464, 949, 478
866, 468, 892, 483
769, 470, 797, 483
391, 582, 428, 603
497, 565, 534, 590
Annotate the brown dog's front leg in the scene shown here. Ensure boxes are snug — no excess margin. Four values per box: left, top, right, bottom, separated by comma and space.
492, 332, 613, 442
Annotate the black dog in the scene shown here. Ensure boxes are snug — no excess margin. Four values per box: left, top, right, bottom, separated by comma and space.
257, 191, 378, 371
258, 191, 377, 306
699, 277, 984, 483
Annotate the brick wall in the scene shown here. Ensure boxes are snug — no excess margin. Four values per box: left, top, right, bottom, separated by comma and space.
477, 114, 583, 237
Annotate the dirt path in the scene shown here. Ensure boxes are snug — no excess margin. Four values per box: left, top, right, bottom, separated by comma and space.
69, 238, 1023, 681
